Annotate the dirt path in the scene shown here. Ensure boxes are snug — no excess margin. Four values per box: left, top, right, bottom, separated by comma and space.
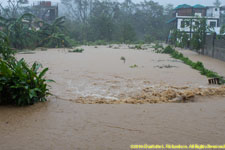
1, 45, 225, 149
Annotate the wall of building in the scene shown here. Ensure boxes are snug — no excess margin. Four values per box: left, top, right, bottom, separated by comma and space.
204, 35, 225, 61
206, 7, 220, 18
177, 18, 220, 34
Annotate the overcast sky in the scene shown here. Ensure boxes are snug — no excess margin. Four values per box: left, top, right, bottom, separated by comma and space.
1, 0, 225, 6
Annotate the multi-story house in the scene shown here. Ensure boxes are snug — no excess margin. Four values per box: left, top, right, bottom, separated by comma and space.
168, 4, 222, 36
31, 1, 59, 23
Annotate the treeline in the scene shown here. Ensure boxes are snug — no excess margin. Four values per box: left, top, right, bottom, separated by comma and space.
0, 14, 72, 50
0, 0, 174, 48
61, 0, 173, 43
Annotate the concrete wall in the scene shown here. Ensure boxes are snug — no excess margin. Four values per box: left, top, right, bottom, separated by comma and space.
204, 35, 225, 61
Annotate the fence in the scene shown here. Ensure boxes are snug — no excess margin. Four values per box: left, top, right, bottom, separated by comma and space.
204, 35, 225, 62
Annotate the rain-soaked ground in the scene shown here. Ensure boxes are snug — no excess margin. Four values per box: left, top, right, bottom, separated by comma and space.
1, 45, 225, 149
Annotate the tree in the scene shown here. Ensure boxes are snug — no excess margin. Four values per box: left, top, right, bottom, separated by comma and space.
120, 22, 136, 43
0, 0, 28, 18
61, 0, 170, 43
220, 24, 225, 34
190, 18, 211, 51
213, 0, 221, 7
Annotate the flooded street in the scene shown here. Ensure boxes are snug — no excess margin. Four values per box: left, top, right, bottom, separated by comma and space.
1, 45, 225, 149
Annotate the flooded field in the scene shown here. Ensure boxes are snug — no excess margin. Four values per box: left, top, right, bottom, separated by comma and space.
15, 45, 225, 103
1, 45, 225, 150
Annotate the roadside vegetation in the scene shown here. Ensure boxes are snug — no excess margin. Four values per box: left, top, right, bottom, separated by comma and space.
159, 46, 225, 84
0, 30, 53, 106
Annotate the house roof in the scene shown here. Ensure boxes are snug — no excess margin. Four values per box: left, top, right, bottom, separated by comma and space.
193, 4, 205, 9
174, 4, 206, 10
174, 4, 192, 10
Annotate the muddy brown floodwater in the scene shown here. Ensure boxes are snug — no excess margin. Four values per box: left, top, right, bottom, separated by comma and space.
1, 45, 225, 150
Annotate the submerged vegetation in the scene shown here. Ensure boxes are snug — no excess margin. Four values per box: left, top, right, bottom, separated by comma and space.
120, 56, 126, 63
69, 48, 84, 53
130, 64, 138, 68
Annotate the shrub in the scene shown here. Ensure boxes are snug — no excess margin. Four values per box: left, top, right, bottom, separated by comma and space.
120, 56, 126, 63
129, 44, 144, 50
0, 59, 53, 106
0, 31, 14, 60
69, 48, 84, 53
94, 40, 107, 45
162, 45, 174, 54
41, 33, 72, 48
130, 64, 138, 68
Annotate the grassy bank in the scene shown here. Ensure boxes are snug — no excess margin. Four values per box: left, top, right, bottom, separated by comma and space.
158, 46, 225, 84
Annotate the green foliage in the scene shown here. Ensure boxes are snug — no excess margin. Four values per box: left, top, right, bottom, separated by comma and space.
61, 0, 171, 43
190, 18, 209, 51
93, 40, 107, 45
120, 56, 126, 63
161, 45, 174, 54
0, 58, 53, 106
0, 31, 53, 106
134, 44, 143, 50
220, 24, 225, 35
0, 31, 14, 60
129, 44, 145, 50
0, 14, 73, 50
69, 48, 84, 53
170, 18, 210, 51
130, 64, 138, 68
144, 34, 155, 43
153, 43, 164, 52
6, 13, 37, 49
120, 22, 137, 43
41, 33, 71, 48
38, 16, 72, 48
161, 46, 225, 83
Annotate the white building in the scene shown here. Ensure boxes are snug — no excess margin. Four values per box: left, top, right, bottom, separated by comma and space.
168, 4, 221, 35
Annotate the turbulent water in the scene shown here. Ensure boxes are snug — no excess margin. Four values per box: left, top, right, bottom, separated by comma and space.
16, 45, 225, 103
1, 45, 225, 150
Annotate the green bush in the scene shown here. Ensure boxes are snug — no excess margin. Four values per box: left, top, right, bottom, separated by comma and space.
0, 58, 53, 106
41, 33, 72, 48
162, 45, 174, 54
0, 31, 14, 60
69, 48, 84, 53
130, 64, 138, 68
129, 44, 145, 50
93, 40, 107, 45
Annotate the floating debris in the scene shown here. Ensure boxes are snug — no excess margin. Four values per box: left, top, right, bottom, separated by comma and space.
75, 86, 225, 104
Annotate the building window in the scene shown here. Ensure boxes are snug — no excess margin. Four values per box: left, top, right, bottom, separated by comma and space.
181, 21, 185, 28
195, 21, 200, 26
181, 21, 190, 28
210, 21, 216, 28
186, 21, 190, 27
